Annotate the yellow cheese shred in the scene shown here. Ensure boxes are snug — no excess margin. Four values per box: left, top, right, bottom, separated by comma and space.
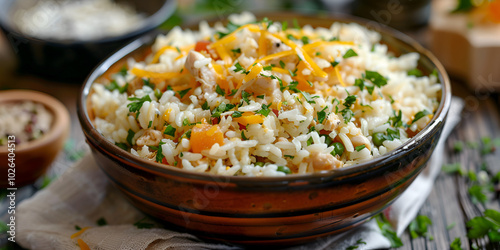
71, 227, 90, 239
334, 66, 346, 87
210, 24, 260, 48
244, 64, 263, 82
258, 29, 268, 58
213, 44, 233, 66
131, 68, 182, 79
270, 33, 328, 78
250, 50, 295, 70
303, 41, 355, 53
77, 239, 90, 250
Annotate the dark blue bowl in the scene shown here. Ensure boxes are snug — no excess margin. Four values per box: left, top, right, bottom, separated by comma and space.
0, 0, 176, 83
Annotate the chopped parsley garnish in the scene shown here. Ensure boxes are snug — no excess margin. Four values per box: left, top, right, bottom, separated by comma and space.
317, 107, 328, 123
256, 95, 265, 99
149, 141, 166, 163
202, 101, 210, 110
386, 128, 400, 141
228, 89, 238, 96
279, 60, 285, 69
376, 214, 403, 247
293, 18, 300, 29
163, 125, 176, 137
301, 91, 320, 104
127, 95, 152, 113
277, 166, 291, 174
166, 85, 173, 91
355, 145, 366, 152
354, 78, 374, 95
284, 155, 294, 159
466, 209, 500, 242
307, 136, 314, 146
281, 21, 288, 31
256, 103, 272, 117
118, 66, 128, 76
300, 36, 309, 44
407, 68, 423, 77
365, 70, 388, 87
148, 121, 153, 128
143, 78, 155, 89
232, 111, 243, 118
105, 80, 129, 94
115, 142, 128, 150
211, 102, 236, 118
409, 215, 433, 239
341, 109, 355, 123
330, 60, 339, 68
231, 48, 241, 55
389, 110, 404, 128
468, 185, 488, 205
286, 34, 296, 41
177, 88, 191, 99
262, 65, 273, 71
346, 239, 367, 250
154, 89, 163, 100
233, 62, 249, 74
182, 118, 198, 127
175, 46, 181, 53
216, 21, 240, 38
126, 129, 135, 146
75, 225, 81, 230
411, 110, 431, 124
344, 92, 357, 108
134, 217, 155, 229
96, 217, 107, 226
255, 161, 264, 167
241, 90, 251, 105
216, 84, 225, 96
343, 48, 358, 59
315, 52, 321, 56
288, 68, 297, 77
241, 131, 248, 140
330, 142, 345, 156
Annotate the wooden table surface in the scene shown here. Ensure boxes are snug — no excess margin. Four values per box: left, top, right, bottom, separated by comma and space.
1, 19, 500, 250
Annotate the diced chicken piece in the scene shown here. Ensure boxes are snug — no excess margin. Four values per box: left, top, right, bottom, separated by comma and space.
307, 152, 343, 171
349, 134, 372, 151
136, 129, 163, 147
323, 113, 341, 131
185, 50, 217, 94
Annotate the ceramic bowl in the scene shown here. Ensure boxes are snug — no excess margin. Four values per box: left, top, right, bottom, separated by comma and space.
78, 13, 451, 245
0, 90, 70, 188
0, 0, 176, 83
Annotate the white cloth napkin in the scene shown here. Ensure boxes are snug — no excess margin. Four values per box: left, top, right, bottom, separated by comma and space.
17, 97, 464, 250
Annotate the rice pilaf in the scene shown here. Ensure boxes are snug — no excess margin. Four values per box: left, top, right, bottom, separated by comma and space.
90, 12, 441, 176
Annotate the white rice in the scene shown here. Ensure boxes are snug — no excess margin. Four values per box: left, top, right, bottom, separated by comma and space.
89, 12, 441, 176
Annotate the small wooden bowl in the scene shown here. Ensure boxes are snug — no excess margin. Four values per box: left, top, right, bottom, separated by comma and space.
0, 90, 70, 188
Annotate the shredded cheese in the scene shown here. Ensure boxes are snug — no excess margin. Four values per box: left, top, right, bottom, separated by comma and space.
77, 239, 90, 250
334, 66, 346, 87
270, 33, 328, 78
131, 68, 182, 79
250, 50, 295, 69
258, 29, 268, 58
303, 41, 355, 53
71, 227, 90, 239
271, 67, 290, 75
244, 64, 263, 83
210, 24, 260, 48
213, 44, 233, 66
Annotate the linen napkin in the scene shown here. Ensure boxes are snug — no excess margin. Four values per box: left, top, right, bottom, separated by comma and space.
16, 97, 464, 250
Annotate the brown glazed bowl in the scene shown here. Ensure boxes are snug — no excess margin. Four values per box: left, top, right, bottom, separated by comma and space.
78, 13, 451, 245
0, 90, 70, 188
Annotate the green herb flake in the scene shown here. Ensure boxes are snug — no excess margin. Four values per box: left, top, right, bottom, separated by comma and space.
468, 185, 488, 205
232, 111, 243, 118
355, 145, 366, 152
279, 60, 286, 69
301, 36, 309, 44
293, 18, 300, 29
115, 142, 128, 150
143, 78, 155, 89
375, 214, 403, 248
256, 103, 272, 117
281, 21, 288, 31
231, 48, 241, 54
241, 131, 248, 140
287, 34, 297, 41
126, 129, 135, 146
284, 155, 295, 159
301, 91, 320, 104
450, 238, 462, 250
233, 62, 249, 74
119, 66, 128, 76
163, 125, 176, 137
256, 95, 265, 99
105, 80, 129, 94
96, 217, 107, 226
315, 52, 321, 56
216, 84, 226, 96
407, 69, 423, 77
177, 88, 191, 99
241, 90, 251, 105
317, 107, 328, 124
202, 101, 210, 110
365, 70, 388, 88
411, 110, 431, 124
127, 95, 152, 113
409, 215, 433, 239
75, 225, 81, 231
343, 48, 358, 59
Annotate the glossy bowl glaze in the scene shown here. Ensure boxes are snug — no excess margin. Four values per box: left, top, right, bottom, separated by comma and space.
0, 0, 175, 83
0, 90, 70, 188
78, 13, 451, 245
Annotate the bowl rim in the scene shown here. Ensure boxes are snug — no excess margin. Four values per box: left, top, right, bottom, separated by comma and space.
0, 0, 176, 45
0, 89, 70, 154
78, 12, 452, 183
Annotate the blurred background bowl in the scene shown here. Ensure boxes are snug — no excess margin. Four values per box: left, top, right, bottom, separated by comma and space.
0, 90, 70, 188
0, 0, 176, 83
78, 13, 451, 245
